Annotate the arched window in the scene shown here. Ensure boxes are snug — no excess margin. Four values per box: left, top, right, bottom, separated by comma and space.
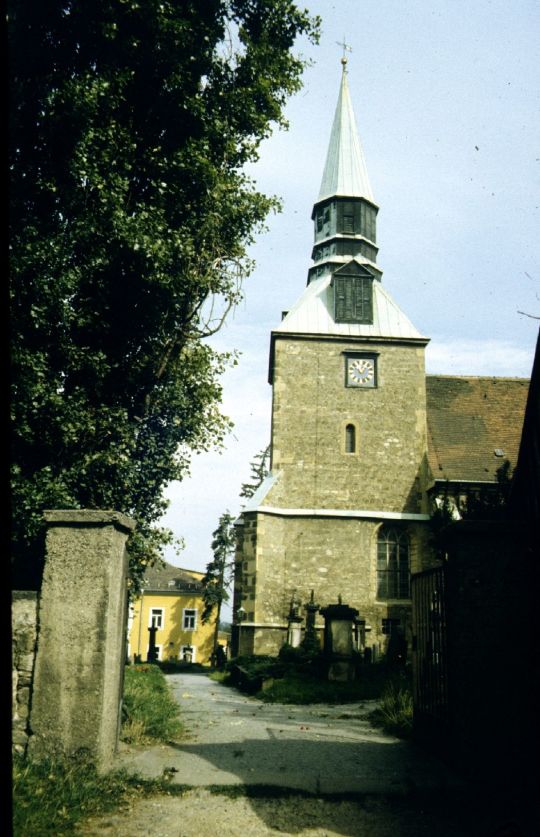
377, 528, 410, 599
345, 423, 356, 453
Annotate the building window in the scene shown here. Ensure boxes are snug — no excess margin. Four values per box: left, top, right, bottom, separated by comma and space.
382, 618, 401, 635
180, 645, 196, 663
343, 214, 354, 233
345, 423, 356, 453
149, 608, 164, 629
183, 608, 197, 630
334, 275, 373, 324
377, 528, 410, 599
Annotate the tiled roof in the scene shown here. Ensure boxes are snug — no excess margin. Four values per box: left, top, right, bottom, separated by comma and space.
142, 561, 204, 593
426, 375, 530, 485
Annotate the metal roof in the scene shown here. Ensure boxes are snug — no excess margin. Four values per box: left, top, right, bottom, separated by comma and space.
273, 266, 427, 341
317, 67, 375, 205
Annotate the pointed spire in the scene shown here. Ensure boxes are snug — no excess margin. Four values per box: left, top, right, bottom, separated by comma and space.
317, 62, 374, 204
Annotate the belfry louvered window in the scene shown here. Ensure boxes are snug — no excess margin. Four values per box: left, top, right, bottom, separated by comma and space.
334, 275, 373, 324
377, 528, 410, 599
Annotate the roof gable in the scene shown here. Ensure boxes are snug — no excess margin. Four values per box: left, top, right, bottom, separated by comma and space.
273, 269, 426, 341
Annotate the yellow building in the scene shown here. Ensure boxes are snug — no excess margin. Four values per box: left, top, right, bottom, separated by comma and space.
127, 561, 217, 665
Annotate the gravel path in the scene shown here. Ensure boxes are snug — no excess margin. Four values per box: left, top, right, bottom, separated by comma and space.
78, 672, 535, 836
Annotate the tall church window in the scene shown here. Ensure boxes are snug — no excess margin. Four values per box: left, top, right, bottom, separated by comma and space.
334, 275, 373, 323
345, 424, 356, 453
377, 528, 410, 599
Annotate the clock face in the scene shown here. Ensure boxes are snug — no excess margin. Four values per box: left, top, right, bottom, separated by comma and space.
347, 357, 375, 387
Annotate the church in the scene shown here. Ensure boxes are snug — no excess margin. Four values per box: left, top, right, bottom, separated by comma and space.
232, 58, 529, 658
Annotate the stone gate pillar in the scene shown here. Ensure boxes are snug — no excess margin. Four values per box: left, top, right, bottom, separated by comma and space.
28, 510, 135, 772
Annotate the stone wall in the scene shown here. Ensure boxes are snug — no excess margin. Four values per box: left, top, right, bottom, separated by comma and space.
12, 592, 38, 754
269, 337, 429, 514
235, 333, 433, 657
237, 511, 428, 656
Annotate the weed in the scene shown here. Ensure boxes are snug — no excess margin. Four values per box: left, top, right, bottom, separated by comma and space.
368, 682, 413, 738
13, 752, 141, 836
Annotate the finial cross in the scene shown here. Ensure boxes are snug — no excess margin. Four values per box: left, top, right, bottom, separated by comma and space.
336, 38, 353, 65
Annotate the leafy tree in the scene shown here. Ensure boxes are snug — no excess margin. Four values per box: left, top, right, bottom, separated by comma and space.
240, 444, 271, 500
9, 1, 319, 588
201, 512, 236, 655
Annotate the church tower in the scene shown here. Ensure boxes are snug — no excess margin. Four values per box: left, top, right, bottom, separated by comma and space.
234, 58, 431, 657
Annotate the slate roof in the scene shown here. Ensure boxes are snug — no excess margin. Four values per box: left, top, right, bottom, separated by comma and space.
426, 375, 530, 485
142, 561, 203, 593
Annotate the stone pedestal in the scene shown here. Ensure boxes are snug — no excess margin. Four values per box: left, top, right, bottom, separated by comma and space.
287, 617, 303, 648
28, 510, 135, 772
321, 602, 359, 681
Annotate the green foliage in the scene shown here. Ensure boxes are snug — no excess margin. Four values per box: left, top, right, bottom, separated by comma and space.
221, 654, 410, 704
258, 665, 405, 705
208, 669, 229, 683
9, 1, 320, 587
12, 751, 144, 836
240, 444, 271, 499
368, 682, 413, 739
202, 513, 236, 622
201, 511, 236, 656
121, 664, 184, 743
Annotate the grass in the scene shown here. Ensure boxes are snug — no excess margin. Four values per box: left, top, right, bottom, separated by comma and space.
12, 752, 174, 837
121, 663, 184, 744
368, 682, 414, 738
215, 654, 412, 707
13, 664, 185, 836
208, 670, 228, 683
258, 665, 408, 704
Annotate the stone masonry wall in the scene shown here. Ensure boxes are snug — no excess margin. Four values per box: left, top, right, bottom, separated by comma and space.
12, 592, 38, 755
236, 334, 432, 657
269, 337, 429, 513
240, 512, 429, 656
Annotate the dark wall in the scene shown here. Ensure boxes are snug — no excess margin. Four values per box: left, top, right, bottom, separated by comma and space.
442, 520, 537, 790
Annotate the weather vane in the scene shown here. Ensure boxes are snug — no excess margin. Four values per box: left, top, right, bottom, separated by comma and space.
336, 38, 353, 66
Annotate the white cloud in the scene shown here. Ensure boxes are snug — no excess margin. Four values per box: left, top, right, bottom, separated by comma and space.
426, 337, 535, 378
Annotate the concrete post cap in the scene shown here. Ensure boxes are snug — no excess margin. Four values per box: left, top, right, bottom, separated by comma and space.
43, 509, 136, 533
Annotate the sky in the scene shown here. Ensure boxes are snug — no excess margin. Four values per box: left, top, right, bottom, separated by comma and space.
161, 0, 540, 620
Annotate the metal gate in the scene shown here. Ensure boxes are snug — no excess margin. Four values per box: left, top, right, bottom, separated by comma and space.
411, 566, 449, 744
